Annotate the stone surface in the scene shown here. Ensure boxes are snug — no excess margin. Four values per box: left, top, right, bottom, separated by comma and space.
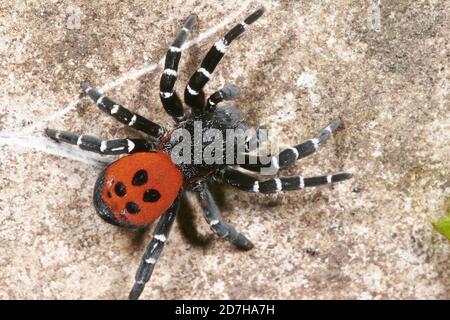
0, 0, 449, 299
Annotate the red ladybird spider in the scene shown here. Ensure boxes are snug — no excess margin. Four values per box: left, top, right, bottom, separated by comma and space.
46, 8, 352, 299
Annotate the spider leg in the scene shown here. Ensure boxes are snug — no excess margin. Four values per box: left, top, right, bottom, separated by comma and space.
205, 83, 240, 112
160, 14, 198, 122
218, 167, 352, 194
46, 129, 153, 155
129, 195, 181, 300
193, 181, 253, 250
80, 82, 165, 139
239, 117, 342, 173
184, 8, 265, 113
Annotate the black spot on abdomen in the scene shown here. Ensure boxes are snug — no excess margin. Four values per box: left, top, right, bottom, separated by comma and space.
126, 201, 140, 214
114, 182, 126, 197
132, 169, 148, 186
143, 189, 161, 202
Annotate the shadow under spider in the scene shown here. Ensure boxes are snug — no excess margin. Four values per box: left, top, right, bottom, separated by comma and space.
176, 192, 213, 249
177, 183, 231, 249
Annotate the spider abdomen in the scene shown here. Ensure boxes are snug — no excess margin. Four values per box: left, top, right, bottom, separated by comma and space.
93, 151, 183, 228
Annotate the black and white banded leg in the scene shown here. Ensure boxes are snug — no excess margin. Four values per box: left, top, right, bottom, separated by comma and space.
129, 196, 181, 300
160, 15, 197, 122
80, 82, 165, 139
194, 181, 253, 250
239, 117, 342, 173
184, 8, 265, 113
219, 167, 352, 194
205, 83, 240, 112
46, 129, 153, 155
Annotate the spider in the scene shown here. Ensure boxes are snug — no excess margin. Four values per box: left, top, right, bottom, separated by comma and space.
46, 8, 352, 299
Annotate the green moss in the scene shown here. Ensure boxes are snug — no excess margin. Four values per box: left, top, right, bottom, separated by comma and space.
433, 202, 450, 241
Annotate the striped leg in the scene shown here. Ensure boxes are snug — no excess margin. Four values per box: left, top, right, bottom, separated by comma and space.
46, 129, 153, 155
184, 8, 265, 113
194, 181, 253, 250
160, 15, 197, 122
205, 84, 240, 112
219, 167, 352, 194
239, 117, 342, 173
81, 82, 165, 139
129, 196, 181, 300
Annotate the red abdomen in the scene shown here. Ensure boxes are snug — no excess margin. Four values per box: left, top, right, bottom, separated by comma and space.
94, 151, 183, 228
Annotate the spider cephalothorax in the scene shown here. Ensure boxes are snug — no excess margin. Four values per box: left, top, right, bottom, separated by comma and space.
46, 8, 352, 299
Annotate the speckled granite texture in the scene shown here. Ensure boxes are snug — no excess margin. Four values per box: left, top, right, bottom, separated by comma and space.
0, 0, 448, 299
